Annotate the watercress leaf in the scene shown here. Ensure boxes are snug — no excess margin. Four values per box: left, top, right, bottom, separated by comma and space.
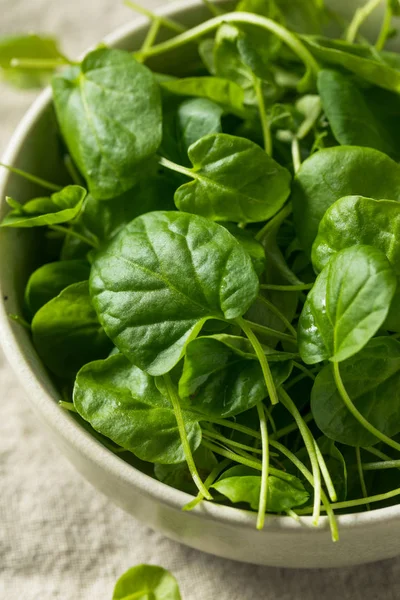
90, 211, 259, 376
0, 185, 86, 228
113, 564, 182, 600
311, 337, 400, 447
212, 465, 309, 512
52, 48, 162, 200
175, 133, 291, 223
74, 353, 201, 464
32, 281, 112, 378
298, 246, 397, 364
160, 77, 247, 117
317, 70, 400, 159
302, 36, 400, 93
154, 446, 217, 493
222, 223, 266, 276
0, 34, 66, 88
292, 146, 400, 253
312, 195, 400, 332
275, 0, 324, 33
178, 334, 294, 418
161, 97, 223, 167
198, 39, 216, 74
25, 259, 90, 316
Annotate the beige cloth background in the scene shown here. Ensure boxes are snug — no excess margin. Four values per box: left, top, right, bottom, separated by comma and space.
0, 1, 400, 598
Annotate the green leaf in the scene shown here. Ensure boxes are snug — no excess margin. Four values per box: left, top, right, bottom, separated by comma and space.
32, 282, 112, 378
0, 185, 86, 228
222, 223, 266, 276
212, 465, 309, 512
0, 34, 65, 88
298, 246, 397, 364
311, 338, 400, 447
161, 97, 223, 167
154, 446, 217, 493
90, 211, 259, 376
302, 36, 400, 93
74, 353, 201, 464
312, 195, 400, 332
25, 260, 90, 316
160, 77, 246, 116
317, 70, 400, 160
52, 48, 162, 200
291, 146, 400, 253
113, 565, 182, 600
174, 133, 291, 223
178, 334, 294, 418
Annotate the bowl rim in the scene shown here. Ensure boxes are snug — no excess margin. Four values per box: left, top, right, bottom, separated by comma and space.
1, 0, 399, 536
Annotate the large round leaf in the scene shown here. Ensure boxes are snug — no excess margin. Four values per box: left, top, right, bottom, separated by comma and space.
298, 245, 397, 364
291, 146, 400, 253
174, 133, 292, 223
32, 281, 112, 378
311, 338, 400, 447
113, 565, 182, 600
312, 195, 400, 332
52, 48, 162, 200
90, 211, 259, 376
179, 334, 293, 418
74, 354, 201, 464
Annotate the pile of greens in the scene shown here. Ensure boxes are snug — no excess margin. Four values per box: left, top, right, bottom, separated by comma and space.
3, 0, 400, 541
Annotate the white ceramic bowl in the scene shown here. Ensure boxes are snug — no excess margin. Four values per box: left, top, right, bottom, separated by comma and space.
1, 0, 400, 569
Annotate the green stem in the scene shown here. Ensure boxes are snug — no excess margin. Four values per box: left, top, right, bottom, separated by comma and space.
279, 389, 321, 525
124, 0, 186, 33
164, 374, 212, 500
64, 155, 84, 186
260, 283, 313, 292
8, 314, 31, 331
257, 294, 297, 338
204, 416, 262, 440
237, 317, 279, 405
265, 406, 277, 434
346, 0, 384, 43
363, 460, 400, 470
292, 361, 316, 381
362, 446, 395, 461
356, 447, 370, 509
137, 12, 320, 78
270, 412, 313, 440
333, 362, 400, 453
375, 0, 393, 49
291, 137, 301, 173
286, 508, 300, 521
141, 18, 162, 54
254, 78, 272, 156
202, 0, 223, 17
49, 225, 98, 249
0, 162, 62, 192
183, 458, 230, 511
297, 488, 400, 513
256, 403, 269, 529
255, 203, 292, 242
203, 429, 263, 454
158, 155, 194, 178
59, 400, 77, 413
315, 439, 337, 503
270, 439, 338, 541
242, 319, 297, 344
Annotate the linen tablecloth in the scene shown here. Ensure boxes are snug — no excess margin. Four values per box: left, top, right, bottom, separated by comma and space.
1, 1, 400, 597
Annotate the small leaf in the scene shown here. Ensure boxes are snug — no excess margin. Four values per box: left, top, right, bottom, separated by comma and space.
52, 48, 162, 200
311, 338, 400, 447
179, 334, 294, 418
222, 223, 266, 276
298, 245, 397, 364
32, 281, 112, 378
113, 565, 182, 600
74, 354, 201, 464
175, 133, 291, 223
90, 211, 259, 376
0, 185, 86, 227
212, 465, 309, 512
25, 260, 90, 316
